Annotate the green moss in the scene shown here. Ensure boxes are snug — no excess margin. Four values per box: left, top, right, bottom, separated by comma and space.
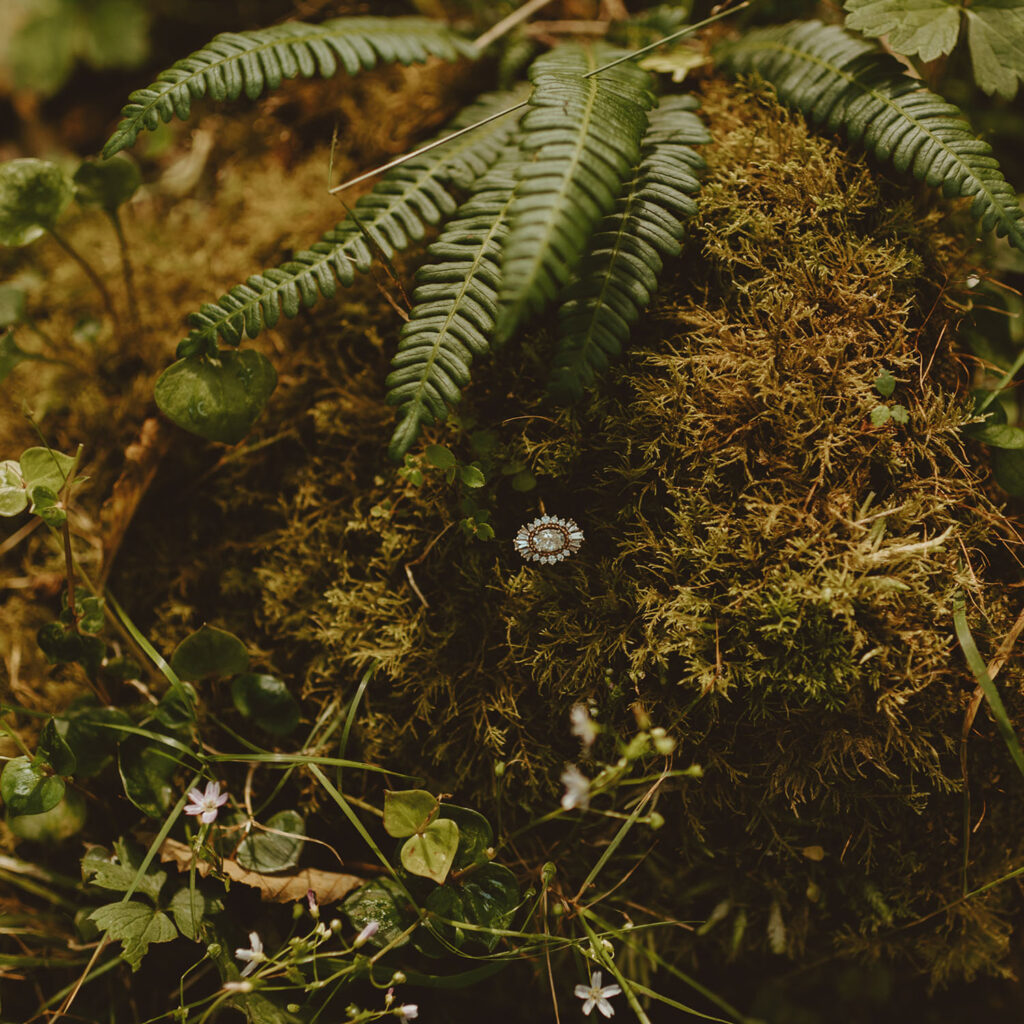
120, 80, 1024, 985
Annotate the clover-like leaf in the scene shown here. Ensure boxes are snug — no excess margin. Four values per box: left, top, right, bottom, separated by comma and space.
89, 901, 176, 971
401, 818, 460, 884
231, 674, 300, 737
236, 810, 305, 873
155, 349, 277, 444
438, 803, 493, 870
169, 624, 249, 681
1, 756, 65, 816
0, 159, 74, 247
384, 789, 440, 838
73, 157, 141, 212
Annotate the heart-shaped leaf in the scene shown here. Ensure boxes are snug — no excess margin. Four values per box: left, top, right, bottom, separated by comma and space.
384, 789, 439, 838
19, 447, 76, 496
1, 755, 65, 816
231, 673, 300, 737
170, 624, 248, 681
236, 810, 305, 873
343, 877, 414, 949
118, 736, 177, 818
458, 863, 520, 951
438, 803, 493, 870
155, 350, 277, 444
0, 159, 74, 246
401, 818, 459, 884
73, 157, 141, 212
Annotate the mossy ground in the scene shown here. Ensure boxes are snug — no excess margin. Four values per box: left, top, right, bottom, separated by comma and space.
4, 65, 1024, 1021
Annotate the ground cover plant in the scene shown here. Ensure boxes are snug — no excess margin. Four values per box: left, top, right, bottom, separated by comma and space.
2, 1, 1024, 1022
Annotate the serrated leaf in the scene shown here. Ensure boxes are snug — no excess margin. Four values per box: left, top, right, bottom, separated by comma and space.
874, 368, 897, 397
83, 839, 167, 901
155, 350, 277, 444
844, 0, 1024, 98
231, 674, 300, 736
401, 818, 459, 883
89, 901, 176, 970
458, 464, 486, 488
236, 810, 305, 873
384, 789, 440, 837
170, 624, 249, 680
343, 877, 414, 949
0, 159, 74, 247
870, 405, 892, 426
425, 445, 456, 470
0, 756, 64, 816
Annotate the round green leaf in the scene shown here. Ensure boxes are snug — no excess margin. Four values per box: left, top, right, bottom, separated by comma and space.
458, 464, 486, 488
231, 673, 300, 736
343, 878, 413, 949
0, 159, 74, 247
438, 803, 493, 870
118, 737, 176, 818
63, 704, 132, 777
73, 157, 141, 212
1, 755, 65, 816
170, 624, 248, 681
384, 789, 440, 838
459, 863, 520, 951
0, 285, 27, 327
425, 445, 456, 470
401, 818, 460, 884
993, 449, 1024, 496
973, 423, 1024, 449
0, 460, 28, 516
236, 810, 306, 873
155, 350, 277, 444
8, 787, 86, 842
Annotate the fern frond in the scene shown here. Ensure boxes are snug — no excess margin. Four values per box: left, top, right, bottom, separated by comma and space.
718, 21, 1024, 252
179, 91, 523, 356
103, 18, 476, 158
550, 95, 709, 399
386, 157, 520, 460
494, 44, 656, 344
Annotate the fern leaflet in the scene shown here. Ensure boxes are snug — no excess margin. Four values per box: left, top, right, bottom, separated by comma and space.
494, 44, 655, 344
179, 91, 523, 356
386, 157, 520, 460
103, 18, 476, 158
550, 94, 709, 399
718, 21, 1024, 252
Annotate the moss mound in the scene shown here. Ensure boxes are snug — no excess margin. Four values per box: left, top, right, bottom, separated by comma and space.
123, 80, 1024, 988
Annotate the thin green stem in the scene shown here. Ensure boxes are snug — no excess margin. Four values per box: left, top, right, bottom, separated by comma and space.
108, 209, 141, 335
47, 228, 121, 332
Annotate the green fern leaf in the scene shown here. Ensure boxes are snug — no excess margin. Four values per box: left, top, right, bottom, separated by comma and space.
718, 21, 1024, 252
386, 157, 520, 460
494, 44, 656, 344
550, 95, 709, 399
102, 18, 476, 158
178, 91, 522, 357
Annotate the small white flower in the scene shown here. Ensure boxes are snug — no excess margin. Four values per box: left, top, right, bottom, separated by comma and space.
222, 980, 253, 994
574, 971, 622, 1018
570, 704, 598, 748
184, 780, 229, 824
235, 931, 265, 977
306, 889, 319, 918
560, 765, 590, 811
395, 1005, 419, 1020
354, 920, 380, 947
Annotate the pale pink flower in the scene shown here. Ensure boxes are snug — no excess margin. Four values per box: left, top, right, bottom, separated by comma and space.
574, 971, 621, 1017
184, 780, 229, 824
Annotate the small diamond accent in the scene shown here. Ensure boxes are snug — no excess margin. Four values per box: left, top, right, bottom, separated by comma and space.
514, 515, 583, 563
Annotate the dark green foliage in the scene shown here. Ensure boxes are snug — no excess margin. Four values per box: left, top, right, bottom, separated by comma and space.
494, 44, 656, 343
102, 17, 476, 158
386, 156, 518, 461
178, 90, 522, 357
550, 94, 709, 399
718, 20, 1024, 252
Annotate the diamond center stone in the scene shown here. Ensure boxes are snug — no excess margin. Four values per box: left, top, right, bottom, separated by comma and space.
533, 527, 565, 553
